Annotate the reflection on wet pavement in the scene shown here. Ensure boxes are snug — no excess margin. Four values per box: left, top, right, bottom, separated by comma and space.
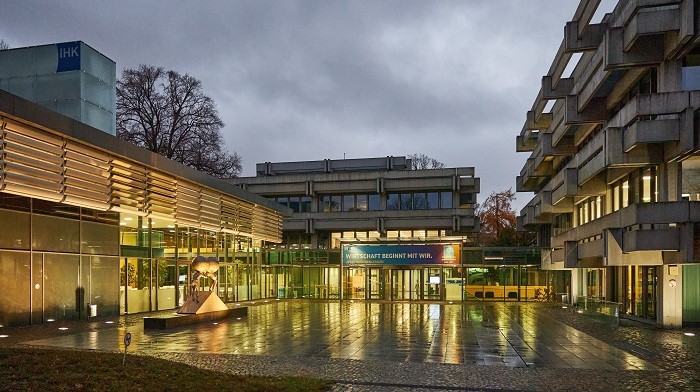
25, 301, 656, 370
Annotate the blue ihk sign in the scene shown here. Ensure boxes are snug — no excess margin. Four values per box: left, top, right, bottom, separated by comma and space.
56, 41, 80, 72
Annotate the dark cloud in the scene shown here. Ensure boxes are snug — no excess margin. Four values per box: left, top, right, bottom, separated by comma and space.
2, 0, 602, 209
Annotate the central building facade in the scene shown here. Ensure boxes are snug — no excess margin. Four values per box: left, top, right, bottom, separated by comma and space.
234, 158, 555, 302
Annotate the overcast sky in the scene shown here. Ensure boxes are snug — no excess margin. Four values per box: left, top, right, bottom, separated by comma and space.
2, 1, 616, 210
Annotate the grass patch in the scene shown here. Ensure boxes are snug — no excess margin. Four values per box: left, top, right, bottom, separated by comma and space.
0, 348, 333, 392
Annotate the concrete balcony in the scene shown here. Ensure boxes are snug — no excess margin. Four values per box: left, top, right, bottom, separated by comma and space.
516, 132, 538, 152
615, 91, 692, 127
300, 208, 478, 233
518, 204, 548, 228
565, 21, 606, 52
527, 111, 552, 130
605, 27, 665, 69
623, 3, 681, 50
517, 157, 549, 192
535, 191, 575, 217
565, 95, 608, 126
622, 228, 679, 252
623, 118, 680, 152
542, 75, 573, 100
552, 202, 700, 261
551, 168, 578, 204
541, 133, 576, 158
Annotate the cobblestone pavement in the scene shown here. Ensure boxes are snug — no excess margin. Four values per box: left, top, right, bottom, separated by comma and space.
2, 300, 699, 391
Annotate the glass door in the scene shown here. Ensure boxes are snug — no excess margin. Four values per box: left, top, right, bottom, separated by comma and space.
346, 267, 365, 299
391, 269, 411, 300
642, 266, 657, 320
423, 267, 441, 300
367, 267, 382, 299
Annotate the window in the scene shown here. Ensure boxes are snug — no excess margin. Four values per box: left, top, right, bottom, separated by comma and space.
413, 193, 427, 209
427, 192, 439, 209
400, 194, 412, 210
300, 196, 312, 212
331, 196, 341, 211
368, 194, 380, 211
440, 192, 452, 209
356, 194, 368, 211
387, 194, 400, 210
459, 193, 474, 207
288, 196, 300, 213
342, 195, 354, 212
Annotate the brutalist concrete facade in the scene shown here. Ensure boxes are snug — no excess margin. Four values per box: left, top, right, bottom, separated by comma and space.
516, 0, 700, 327
234, 157, 480, 247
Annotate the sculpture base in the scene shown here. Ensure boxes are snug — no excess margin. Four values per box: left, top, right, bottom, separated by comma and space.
178, 291, 229, 314
143, 306, 247, 330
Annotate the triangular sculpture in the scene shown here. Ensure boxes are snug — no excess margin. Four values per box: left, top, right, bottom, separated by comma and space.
178, 291, 228, 314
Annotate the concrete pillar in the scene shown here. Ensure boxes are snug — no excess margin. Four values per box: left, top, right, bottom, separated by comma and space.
570, 268, 583, 305
659, 161, 681, 202
658, 60, 682, 93
659, 264, 683, 327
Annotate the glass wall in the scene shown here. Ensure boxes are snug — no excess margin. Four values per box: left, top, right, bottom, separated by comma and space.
0, 197, 120, 327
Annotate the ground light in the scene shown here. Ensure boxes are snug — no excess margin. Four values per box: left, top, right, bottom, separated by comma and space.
0, 335, 8, 338
105, 321, 114, 324
561, 306, 568, 309
684, 332, 695, 337
58, 327, 68, 331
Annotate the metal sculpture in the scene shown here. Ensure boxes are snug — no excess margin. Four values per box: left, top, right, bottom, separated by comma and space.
190, 256, 220, 299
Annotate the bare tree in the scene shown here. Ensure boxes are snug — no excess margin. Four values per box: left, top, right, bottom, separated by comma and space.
407, 153, 445, 170
117, 65, 242, 178
0, 40, 9, 50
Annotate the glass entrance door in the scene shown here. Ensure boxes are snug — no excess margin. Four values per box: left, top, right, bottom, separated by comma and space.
346, 267, 365, 299
391, 269, 411, 300
423, 267, 441, 300
367, 267, 382, 299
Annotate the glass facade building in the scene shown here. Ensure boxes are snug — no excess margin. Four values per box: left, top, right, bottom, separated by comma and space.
0, 88, 285, 327
0, 41, 116, 135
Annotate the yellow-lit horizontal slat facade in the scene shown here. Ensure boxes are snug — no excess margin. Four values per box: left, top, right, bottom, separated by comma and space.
0, 117, 283, 243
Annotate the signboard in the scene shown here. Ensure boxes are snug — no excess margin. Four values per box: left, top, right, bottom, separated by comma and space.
56, 41, 81, 72
342, 244, 461, 266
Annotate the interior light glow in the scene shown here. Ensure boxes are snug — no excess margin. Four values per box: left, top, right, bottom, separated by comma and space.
124, 217, 133, 221
119, 222, 126, 226
167, 225, 175, 228
642, 175, 651, 180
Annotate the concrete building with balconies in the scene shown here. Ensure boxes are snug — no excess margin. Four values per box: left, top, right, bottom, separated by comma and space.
232, 157, 484, 301
516, 0, 700, 327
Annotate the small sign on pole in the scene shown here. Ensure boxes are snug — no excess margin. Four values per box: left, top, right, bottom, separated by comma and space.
123, 332, 132, 365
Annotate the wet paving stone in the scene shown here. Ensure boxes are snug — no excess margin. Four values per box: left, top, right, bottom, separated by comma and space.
1, 300, 699, 390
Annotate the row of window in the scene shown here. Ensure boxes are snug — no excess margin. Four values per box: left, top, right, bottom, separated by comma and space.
387, 192, 453, 210
272, 192, 459, 213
